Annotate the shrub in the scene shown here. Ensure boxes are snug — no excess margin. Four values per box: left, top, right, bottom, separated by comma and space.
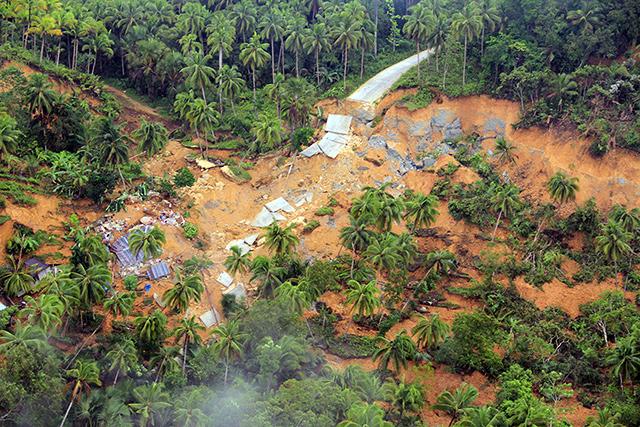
182, 222, 198, 239
315, 206, 334, 216
124, 275, 138, 291
174, 167, 195, 187
303, 220, 320, 233
291, 127, 314, 151
0, 196, 6, 209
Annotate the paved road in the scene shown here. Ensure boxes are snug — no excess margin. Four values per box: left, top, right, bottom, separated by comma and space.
347, 49, 433, 104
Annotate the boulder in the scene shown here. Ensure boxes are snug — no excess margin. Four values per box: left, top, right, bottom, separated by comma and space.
220, 166, 245, 184
364, 148, 386, 166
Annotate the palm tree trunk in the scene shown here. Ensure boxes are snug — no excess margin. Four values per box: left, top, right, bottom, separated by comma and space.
113, 368, 120, 385
481, 26, 485, 57
223, 359, 229, 385
295, 51, 299, 78
56, 40, 62, 65
416, 41, 420, 84
92, 52, 98, 74
315, 48, 320, 86
201, 85, 207, 105
360, 46, 365, 79
492, 209, 503, 241
40, 34, 45, 62
59, 382, 80, 427
182, 336, 188, 373
374, 0, 379, 56
270, 38, 275, 83
462, 34, 468, 86
343, 46, 348, 91
442, 44, 448, 89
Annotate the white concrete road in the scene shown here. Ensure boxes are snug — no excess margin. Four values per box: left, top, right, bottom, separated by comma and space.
347, 49, 433, 104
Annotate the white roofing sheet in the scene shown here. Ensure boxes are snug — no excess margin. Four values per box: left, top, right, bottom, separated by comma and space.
301, 143, 322, 158
324, 114, 353, 135
217, 271, 234, 288
265, 197, 295, 214
199, 309, 221, 328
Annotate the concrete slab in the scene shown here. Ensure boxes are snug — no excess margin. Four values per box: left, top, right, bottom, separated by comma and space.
318, 133, 349, 159
217, 271, 233, 288
294, 191, 313, 207
266, 197, 295, 213
244, 233, 259, 245
251, 207, 277, 227
226, 240, 251, 255
223, 283, 246, 299
199, 309, 221, 328
301, 143, 322, 158
325, 114, 353, 135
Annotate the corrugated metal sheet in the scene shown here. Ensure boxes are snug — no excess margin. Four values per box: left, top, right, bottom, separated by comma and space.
111, 235, 130, 252
147, 261, 170, 280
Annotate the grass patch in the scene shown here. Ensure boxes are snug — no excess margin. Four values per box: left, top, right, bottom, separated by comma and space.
315, 206, 334, 216
326, 334, 378, 359
0, 215, 10, 225
400, 87, 435, 111
303, 220, 320, 233
211, 139, 243, 150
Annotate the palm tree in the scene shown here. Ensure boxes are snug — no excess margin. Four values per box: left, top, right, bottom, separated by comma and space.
345, 279, 381, 320
263, 222, 299, 255
224, 246, 251, 276
174, 316, 205, 373
103, 291, 135, 318
217, 64, 245, 112
457, 406, 501, 427
232, 0, 257, 42
547, 171, 579, 206
376, 195, 404, 232
211, 320, 248, 385
94, 118, 130, 169
207, 12, 236, 70
251, 113, 283, 153
129, 382, 171, 427
425, 250, 457, 276
0, 322, 48, 355
364, 235, 403, 272
610, 205, 640, 233
567, 7, 600, 34
265, 72, 286, 119
403, 2, 433, 83
105, 339, 137, 384
134, 310, 168, 349
412, 313, 450, 350
250, 255, 285, 298
304, 22, 330, 85
72, 263, 111, 307
239, 33, 270, 103
596, 220, 632, 288
0, 255, 35, 297
607, 335, 640, 391
491, 184, 521, 240
19, 294, 64, 334
25, 73, 57, 119
163, 269, 204, 314
585, 408, 624, 427
0, 112, 21, 158
129, 226, 166, 261
60, 360, 102, 427
382, 379, 425, 418
547, 74, 579, 113
338, 403, 392, 427
405, 193, 439, 232
494, 137, 517, 164
427, 14, 449, 73
372, 330, 417, 372
259, 9, 285, 82
477, 0, 500, 56
186, 98, 219, 154
149, 345, 181, 382
181, 53, 215, 103
332, 18, 361, 91
37, 267, 80, 310
451, 3, 482, 86
285, 17, 306, 78
73, 233, 110, 266
340, 215, 374, 253
133, 120, 168, 157
173, 389, 208, 427
433, 383, 479, 427
275, 281, 310, 315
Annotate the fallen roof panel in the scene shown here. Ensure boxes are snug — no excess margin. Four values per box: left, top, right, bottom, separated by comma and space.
217, 271, 233, 288
265, 197, 295, 213
251, 207, 277, 227
199, 309, 222, 328
301, 143, 322, 158
325, 114, 353, 135
147, 261, 170, 280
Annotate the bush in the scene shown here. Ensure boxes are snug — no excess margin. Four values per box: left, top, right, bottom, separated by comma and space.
303, 220, 320, 233
291, 127, 314, 151
182, 222, 198, 239
174, 167, 195, 187
315, 206, 334, 216
124, 275, 138, 291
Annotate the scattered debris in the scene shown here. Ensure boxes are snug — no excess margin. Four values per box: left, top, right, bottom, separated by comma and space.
217, 271, 234, 288
223, 283, 246, 300
147, 261, 170, 280
324, 114, 353, 135
153, 293, 166, 308
196, 158, 218, 169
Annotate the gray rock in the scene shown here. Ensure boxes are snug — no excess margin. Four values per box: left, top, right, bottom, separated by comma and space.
368, 135, 388, 149
484, 117, 506, 137
408, 120, 431, 137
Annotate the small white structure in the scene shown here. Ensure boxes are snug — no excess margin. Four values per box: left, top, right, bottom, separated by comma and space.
199, 308, 222, 328
217, 271, 234, 288
250, 197, 296, 227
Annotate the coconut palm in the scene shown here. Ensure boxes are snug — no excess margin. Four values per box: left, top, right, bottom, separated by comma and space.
105, 338, 137, 384
134, 310, 168, 348
412, 313, 450, 350
596, 219, 632, 287
304, 22, 330, 85
606, 335, 640, 390
25, 73, 57, 119
340, 215, 374, 253
494, 137, 517, 164
186, 97, 220, 154
72, 233, 111, 267
345, 279, 381, 320
251, 113, 283, 153
332, 18, 361, 90
405, 193, 439, 232
477, 0, 500, 56
427, 14, 449, 73
173, 316, 205, 373
259, 9, 285, 81
491, 184, 521, 240
94, 118, 130, 167
451, 3, 482, 86
103, 291, 135, 318
173, 388, 208, 427
239, 33, 270, 103
163, 269, 204, 314
403, 2, 433, 82
285, 17, 306, 78
232, 0, 257, 42
338, 403, 392, 427
547, 171, 579, 206
181, 53, 215, 103
382, 379, 425, 417
19, 294, 64, 334
376, 195, 404, 232
133, 120, 168, 157
250, 255, 285, 298
0, 255, 35, 297
433, 383, 479, 426
372, 330, 417, 372
263, 222, 299, 255
457, 406, 501, 427
425, 250, 457, 276
60, 360, 102, 427
224, 245, 251, 276
547, 74, 579, 112
149, 345, 182, 382
129, 226, 166, 261
0, 112, 21, 158
275, 280, 310, 315
216, 64, 245, 112
129, 382, 171, 427
72, 262, 111, 307
610, 205, 640, 234
0, 322, 48, 355
37, 267, 80, 309
585, 408, 625, 427
364, 235, 403, 272
211, 320, 248, 385
566, 7, 600, 34
207, 12, 236, 70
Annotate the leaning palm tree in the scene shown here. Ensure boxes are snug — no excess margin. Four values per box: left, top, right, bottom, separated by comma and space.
345, 279, 381, 320
605, 336, 640, 390
250, 255, 285, 298
105, 339, 138, 385
216, 64, 245, 112
129, 226, 166, 261
405, 193, 439, 232
0, 255, 36, 297
491, 184, 521, 240
372, 330, 417, 372
450, 3, 482, 86
173, 316, 205, 373
494, 137, 518, 164
224, 245, 251, 276
129, 382, 171, 427
19, 294, 65, 334
0, 321, 48, 355
60, 360, 102, 427
263, 222, 299, 256
181, 53, 215, 103
340, 215, 374, 254
432, 383, 479, 427
163, 269, 204, 314
133, 120, 168, 157
609, 205, 640, 234
547, 171, 579, 206
411, 313, 450, 351
595, 219, 632, 288
0, 112, 22, 158
103, 291, 135, 319
210, 320, 248, 385
566, 6, 600, 34
240, 33, 271, 103
425, 250, 457, 276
